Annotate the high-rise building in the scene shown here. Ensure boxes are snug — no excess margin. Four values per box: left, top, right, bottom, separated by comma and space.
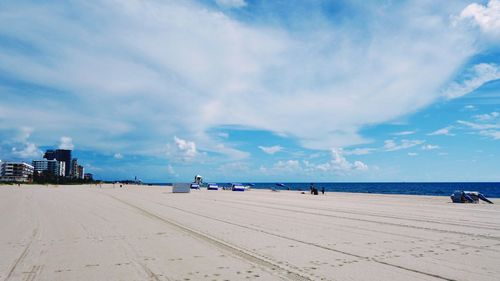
77, 165, 84, 180
32, 160, 65, 177
44, 149, 71, 177
70, 158, 80, 179
0, 162, 34, 182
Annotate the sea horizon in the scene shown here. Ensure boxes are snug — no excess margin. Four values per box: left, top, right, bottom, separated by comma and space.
148, 181, 500, 198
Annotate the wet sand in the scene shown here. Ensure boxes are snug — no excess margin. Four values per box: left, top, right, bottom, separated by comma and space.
1, 184, 499, 281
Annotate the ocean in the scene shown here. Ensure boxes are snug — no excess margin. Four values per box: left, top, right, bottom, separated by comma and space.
244, 182, 500, 198
154, 182, 500, 198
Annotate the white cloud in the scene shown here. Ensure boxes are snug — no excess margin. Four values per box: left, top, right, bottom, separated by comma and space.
9, 127, 42, 159
458, 118, 500, 140
443, 63, 500, 99
16, 127, 33, 143
166, 164, 178, 177
11, 143, 42, 159
343, 147, 376, 155
218, 132, 229, 139
408, 152, 418, 157
457, 120, 500, 130
422, 144, 439, 150
474, 111, 499, 121
313, 148, 368, 172
215, 0, 247, 9
265, 148, 368, 176
59, 136, 74, 150
384, 139, 425, 151
460, 0, 500, 38
479, 130, 500, 139
114, 153, 123, 159
273, 160, 301, 171
258, 145, 283, 155
0, 0, 479, 155
353, 161, 368, 170
172, 136, 198, 159
213, 143, 249, 160
464, 105, 477, 111
392, 131, 416, 136
428, 126, 455, 136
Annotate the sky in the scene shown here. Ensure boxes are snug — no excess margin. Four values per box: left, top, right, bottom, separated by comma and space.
0, 0, 499, 183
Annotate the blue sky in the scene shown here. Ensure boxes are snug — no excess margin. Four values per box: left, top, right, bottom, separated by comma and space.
1, 0, 499, 182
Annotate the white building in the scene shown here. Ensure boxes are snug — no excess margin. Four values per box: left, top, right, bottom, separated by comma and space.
0, 162, 34, 182
32, 160, 66, 177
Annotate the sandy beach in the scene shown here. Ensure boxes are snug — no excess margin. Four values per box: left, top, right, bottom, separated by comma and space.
1, 184, 499, 281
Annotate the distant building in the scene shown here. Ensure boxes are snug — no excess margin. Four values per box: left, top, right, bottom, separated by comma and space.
84, 173, 93, 181
77, 165, 84, 180
44, 149, 71, 177
0, 162, 34, 182
70, 158, 84, 179
32, 159, 65, 177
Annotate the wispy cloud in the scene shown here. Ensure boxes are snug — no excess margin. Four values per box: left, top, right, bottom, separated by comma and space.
343, 147, 376, 155
258, 145, 283, 155
463, 105, 477, 111
384, 139, 425, 151
457, 117, 500, 140
422, 144, 439, 150
166, 164, 178, 177
457, 120, 500, 130
428, 126, 455, 136
479, 130, 500, 139
408, 152, 418, 157
392, 131, 416, 136
273, 160, 301, 172
443, 63, 500, 99
215, 0, 247, 9
0, 0, 480, 156
113, 153, 123, 159
474, 112, 499, 121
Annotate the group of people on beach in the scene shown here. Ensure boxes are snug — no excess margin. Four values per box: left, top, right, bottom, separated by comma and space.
309, 183, 325, 195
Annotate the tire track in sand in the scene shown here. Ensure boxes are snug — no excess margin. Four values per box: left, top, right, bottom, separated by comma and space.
149, 199, 457, 281
213, 198, 500, 241
105, 194, 312, 281
4, 228, 38, 281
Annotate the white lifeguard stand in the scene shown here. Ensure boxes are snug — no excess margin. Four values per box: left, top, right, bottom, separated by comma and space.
194, 174, 203, 185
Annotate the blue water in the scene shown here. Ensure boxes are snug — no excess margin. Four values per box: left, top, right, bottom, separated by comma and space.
247, 182, 500, 198
154, 182, 500, 198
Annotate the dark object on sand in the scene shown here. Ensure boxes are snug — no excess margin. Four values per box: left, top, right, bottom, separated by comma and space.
451, 190, 493, 204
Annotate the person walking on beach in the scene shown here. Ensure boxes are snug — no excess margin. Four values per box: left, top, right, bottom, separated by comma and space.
310, 183, 314, 194
321, 187, 325, 195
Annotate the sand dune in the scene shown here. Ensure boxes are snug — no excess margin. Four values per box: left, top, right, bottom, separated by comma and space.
1, 184, 499, 281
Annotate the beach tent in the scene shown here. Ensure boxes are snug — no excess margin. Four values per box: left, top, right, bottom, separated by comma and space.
172, 183, 191, 193
232, 183, 246, 191
207, 183, 219, 190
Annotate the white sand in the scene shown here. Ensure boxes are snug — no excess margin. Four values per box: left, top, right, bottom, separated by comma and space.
1, 184, 499, 281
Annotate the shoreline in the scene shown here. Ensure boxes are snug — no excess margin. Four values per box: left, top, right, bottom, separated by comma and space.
5, 182, 499, 198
